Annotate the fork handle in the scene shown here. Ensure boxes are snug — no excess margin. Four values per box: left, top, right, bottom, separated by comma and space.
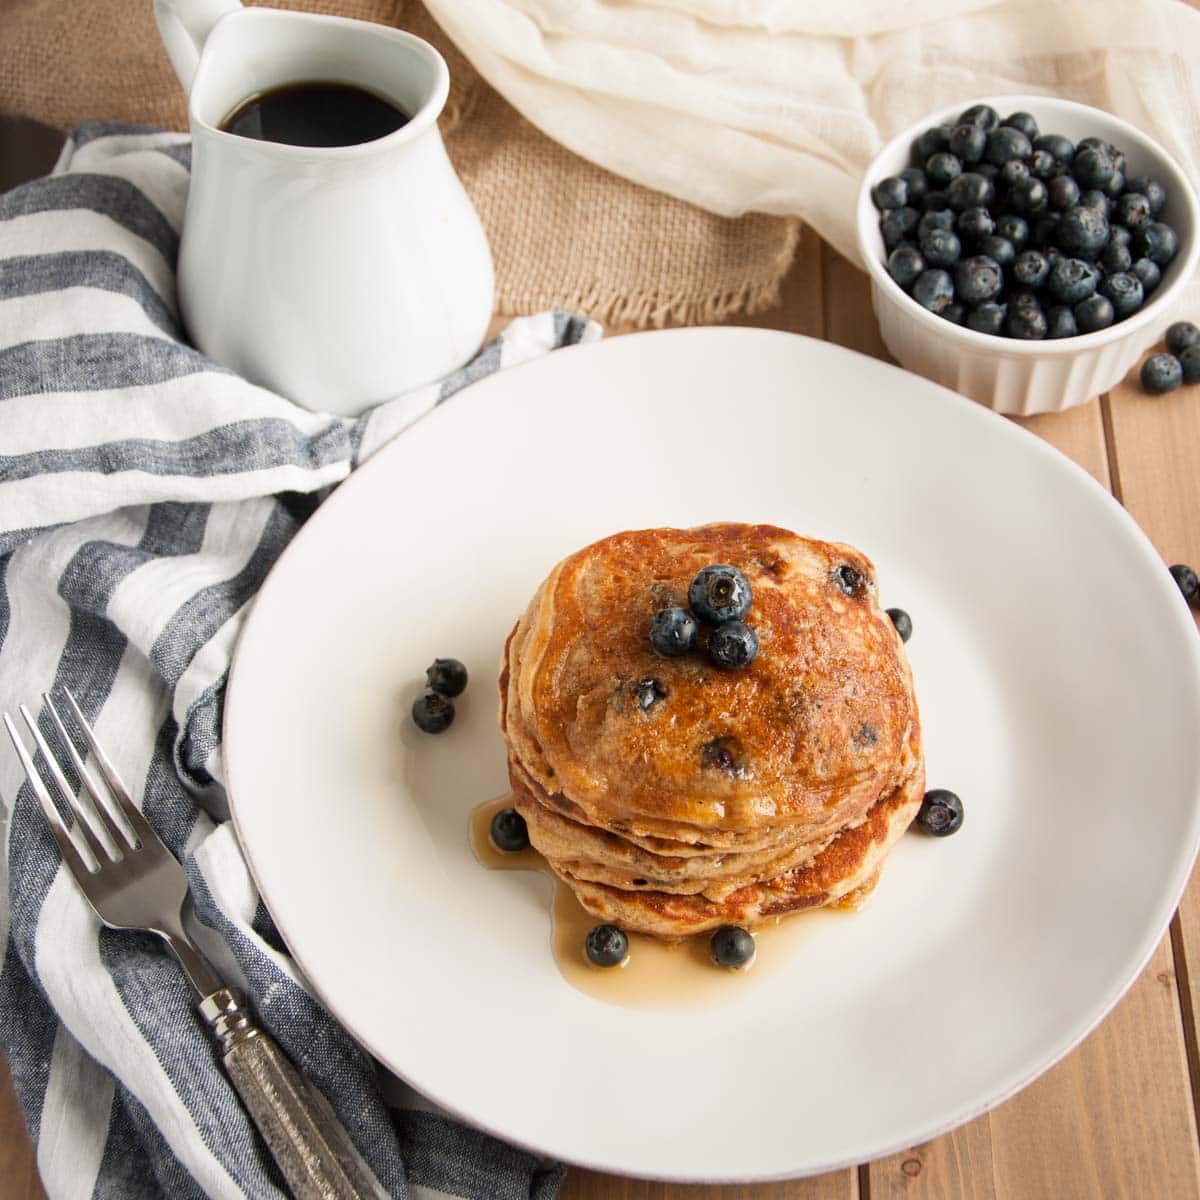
200, 989, 382, 1199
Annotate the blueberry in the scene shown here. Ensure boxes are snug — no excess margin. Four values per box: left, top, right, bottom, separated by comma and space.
879, 206, 920, 250
1170, 564, 1200, 604
585, 924, 628, 968
956, 206, 994, 243
1031, 213, 1062, 250
923, 189, 951, 213
871, 175, 908, 210
940, 301, 966, 326
1006, 288, 1041, 311
1100, 240, 1133, 274
1056, 205, 1110, 257
650, 606, 699, 657
1131, 257, 1162, 293
949, 123, 987, 164
635, 677, 667, 710
1166, 322, 1200, 356
425, 657, 468, 697
1034, 133, 1075, 163
1012, 249, 1050, 289
966, 300, 1006, 336
1005, 302, 1047, 340
833, 562, 869, 597
911, 268, 956, 314
926, 152, 963, 188
1180, 346, 1200, 385
919, 228, 962, 268
1009, 175, 1048, 215
1114, 192, 1152, 230
1073, 144, 1118, 190
887, 244, 925, 289
1108, 224, 1133, 249
917, 789, 964, 836
918, 209, 956, 239
1045, 305, 1078, 339
955, 255, 1003, 304
957, 104, 999, 130
1103, 169, 1127, 201
1047, 175, 1081, 211
981, 125, 1026, 166
886, 607, 913, 641
913, 124, 952, 163
688, 565, 752, 624
710, 925, 756, 969
1074, 294, 1115, 334
1141, 353, 1183, 395
975, 162, 1000, 184
1133, 221, 1179, 266
1047, 256, 1099, 304
947, 172, 994, 211
412, 691, 454, 733
1125, 176, 1166, 216
1028, 149, 1058, 180
899, 167, 929, 207
708, 620, 759, 670
994, 214, 1030, 250
1003, 111, 1039, 140
998, 159, 1031, 192
978, 235, 1016, 268
490, 806, 529, 852
1098, 272, 1144, 319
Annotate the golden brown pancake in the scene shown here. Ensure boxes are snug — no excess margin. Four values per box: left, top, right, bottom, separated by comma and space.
498, 523, 923, 938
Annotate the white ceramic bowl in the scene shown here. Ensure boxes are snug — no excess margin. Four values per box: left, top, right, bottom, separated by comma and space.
857, 95, 1200, 415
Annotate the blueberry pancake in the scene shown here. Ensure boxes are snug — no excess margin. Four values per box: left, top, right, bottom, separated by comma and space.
499, 523, 924, 939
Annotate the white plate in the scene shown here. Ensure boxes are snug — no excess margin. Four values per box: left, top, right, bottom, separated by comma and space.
224, 328, 1200, 1182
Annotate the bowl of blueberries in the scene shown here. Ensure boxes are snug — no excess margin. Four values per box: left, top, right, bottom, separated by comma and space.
857, 96, 1199, 415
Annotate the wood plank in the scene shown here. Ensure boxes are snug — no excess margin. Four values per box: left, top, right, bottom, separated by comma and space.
0, 1053, 43, 1200
560, 1170, 855, 1200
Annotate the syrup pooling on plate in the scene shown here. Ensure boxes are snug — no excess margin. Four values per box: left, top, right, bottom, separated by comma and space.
469, 797, 859, 1009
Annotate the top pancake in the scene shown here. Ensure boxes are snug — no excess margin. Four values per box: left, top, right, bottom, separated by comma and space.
502, 523, 917, 841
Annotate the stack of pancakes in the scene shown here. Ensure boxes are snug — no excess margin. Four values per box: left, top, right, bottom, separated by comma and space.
499, 523, 924, 939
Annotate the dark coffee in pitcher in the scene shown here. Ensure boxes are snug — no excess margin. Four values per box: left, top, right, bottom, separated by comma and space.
220, 81, 409, 147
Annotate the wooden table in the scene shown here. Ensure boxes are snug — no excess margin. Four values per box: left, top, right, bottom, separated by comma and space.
4, 120, 1200, 1200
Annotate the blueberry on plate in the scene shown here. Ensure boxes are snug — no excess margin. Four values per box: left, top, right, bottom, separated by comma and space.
1114, 192, 1152, 230
490, 806, 529, 852
1012, 249, 1050, 290
1180, 346, 1200, 385
1141, 353, 1183, 395
1166, 322, 1200, 356
887, 244, 925, 289
994, 213, 1030, 250
1056, 205, 1109, 257
966, 300, 1006, 336
1045, 305, 1078, 340
948, 123, 987, 165
917, 789, 964, 836
1074, 294, 1115, 334
1005, 302, 1048, 340
925, 151, 963, 188
955, 255, 1003, 304
1008, 176, 1048, 215
710, 925, 756, 969
1098, 272, 1144, 319
425, 657, 468, 697
879, 206, 919, 250
871, 175, 908, 210
947, 172, 994, 212
911, 268, 955, 313
688, 564, 752, 624
585, 924, 629, 968
977, 235, 1016, 268
1047, 257, 1100, 305
412, 691, 454, 734
650, 606, 699, 657
1170, 564, 1200, 605
1033, 132, 1075, 163
1125, 176, 1167, 215
957, 103, 999, 130
1131, 257, 1162, 293
708, 620, 759, 670
985, 125, 1032, 165
919, 228, 962, 268
1133, 221, 1179, 266
886, 607, 913, 642
1002, 111, 1039, 140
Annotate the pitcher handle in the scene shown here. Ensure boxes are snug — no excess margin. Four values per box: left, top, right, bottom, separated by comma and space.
154, 0, 242, 93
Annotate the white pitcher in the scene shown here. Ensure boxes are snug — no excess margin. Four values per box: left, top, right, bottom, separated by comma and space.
154, 0, 494, 416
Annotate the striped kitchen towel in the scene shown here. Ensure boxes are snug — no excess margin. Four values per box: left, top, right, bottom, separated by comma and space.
0, 121, 598, 1199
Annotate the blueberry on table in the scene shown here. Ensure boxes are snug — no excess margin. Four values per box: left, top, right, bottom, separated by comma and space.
925, 152, 963, 188
1047, 257, 1099, 305
688, 565, 752, 624
1056, 205, 1109, 257
1166, 322, 1200, 356
1098, 272, 1144, 319
1114, 192, 1152, 230
425, 657, 468, 697
1180, 346, 1200, 385
1005, 302, 1048, 340
957, 103, 999, 130
708, 620, 759, 670
955, 255, 1003, 304
1170, 564, 1200, 605
949, 123, 987, 164
1131, 257, 1162, 294
994, 214, 1029, 250
871, 175, 908, 210
887, 244, 925, 289
1125, 176, 1167, 215
1100, 241, 1132, 274
1012, 249, 1050, 290
650, 606, 699, 657
886, 607, 913, 642
917, 789, 964, 837
1133, 221, 1179, 266
1074, 294, 1115, 334
1034, 132, 1075, 163
1047, 175, 1081, 212
978, 235, 1016, 268
966, 301, 1007, 336
918, 209, 956, 239
919, 228, 962, 268
1008, 176, 1048, 215
710, 925, 756, 969
985, 125, 1032, 165
1141, 353, 1183, 395
585, 924, 629, 968
879, 206, 919, 250
412, 691, 454, 734
1045, 305, 1078, 340
947, 172, 994, 211
913, 124, 952, 163
1003, 111, 1039, 140
490, 807, 529, 852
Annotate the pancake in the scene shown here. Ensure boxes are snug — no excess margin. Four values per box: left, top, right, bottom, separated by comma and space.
498, 523, 923, 939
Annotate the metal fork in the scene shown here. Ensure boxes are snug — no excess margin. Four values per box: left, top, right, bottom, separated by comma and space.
4, 688, 380, 1200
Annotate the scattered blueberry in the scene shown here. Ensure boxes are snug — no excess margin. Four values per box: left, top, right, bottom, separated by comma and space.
956, 255, 1003, 304
1166, 322, 1200, 356
1098, 272, 1144, 319
1180, 345, 1200, 384
1125, 176, 1166, 215
708, 620, 759, 670
912, 267, 955, 313
920, 228, 962, 268
917, 789, 964, 837
650, 606, 699, 657
710, 925, 756, 969
1003, 111, 1039, 140
425, 657, 468, 697
1005, 302, 1047, 340
1074, 293, 1115, 333
1141, 352, 1183, 394
958, 104, 999, 130
490, 806, 529, 852
966, 300, 1007, 335
886, 607, 913, 642
585, 924, 629, 968
1012, 249, 1050, 290
887, 244, 925, 289
925, 152, 963, 188
871, 175, 908, 210
949, 123, 986, 165
1045, 305, 1078, 339
688, 565, 752, 625
1133, 221, 1179, 265
1170, 564, 1200, 606
1047, 256, 1099, 305
412, 691, 454, 734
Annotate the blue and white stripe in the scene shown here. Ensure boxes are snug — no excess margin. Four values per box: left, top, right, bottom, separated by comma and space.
0, 121, 595, 1199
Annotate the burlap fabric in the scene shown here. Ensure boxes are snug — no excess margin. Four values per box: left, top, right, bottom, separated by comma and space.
0, 0, 800, 326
